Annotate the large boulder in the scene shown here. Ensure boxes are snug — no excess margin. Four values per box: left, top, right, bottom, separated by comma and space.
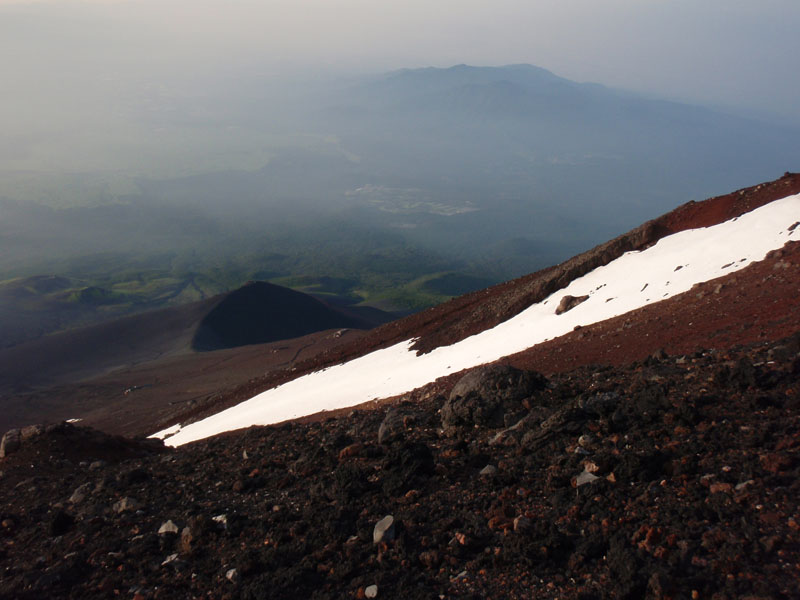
377, 402, 431, 444
0, 422, 167, 463
555, 294, 589, 315
0, 429, 21, 458
441, 365, 547, 434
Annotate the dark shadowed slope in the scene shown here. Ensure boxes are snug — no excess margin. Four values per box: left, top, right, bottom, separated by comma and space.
0, 281, 393, 398
0, 296, 218, 396
191, 281, 390, 352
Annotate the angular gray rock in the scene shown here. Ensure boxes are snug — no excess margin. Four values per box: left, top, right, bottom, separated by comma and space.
112, 497, 140, 513
378, 406, 408, 444
574, 470, 600, 487
161, 553, 179, 566
20, 425, 44, 441
513, 516, 533, 533
69, 483, 93, 504
378, 403, 428, 444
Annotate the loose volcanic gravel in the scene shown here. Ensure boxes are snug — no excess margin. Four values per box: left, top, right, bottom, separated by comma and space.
1, 333, 799, 599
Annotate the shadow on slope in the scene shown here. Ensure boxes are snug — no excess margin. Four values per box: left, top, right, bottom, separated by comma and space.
0, 281, 394, 397
0, 296, 218, 396
191, 281, 392, 352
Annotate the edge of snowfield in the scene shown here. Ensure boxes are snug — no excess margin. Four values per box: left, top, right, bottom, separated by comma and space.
154, 194, 800, 447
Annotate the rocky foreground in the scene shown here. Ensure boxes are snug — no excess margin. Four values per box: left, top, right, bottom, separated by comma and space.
2, 333, 800, 599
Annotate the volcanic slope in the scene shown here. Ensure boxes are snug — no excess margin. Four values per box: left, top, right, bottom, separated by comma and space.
3, 175, 800, 600
0, 281, 392, 432
2, 332, 799, 600
155, 176, 800, 446
149, 173, 800, 439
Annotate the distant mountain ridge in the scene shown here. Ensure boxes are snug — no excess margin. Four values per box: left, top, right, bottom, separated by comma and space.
322, 64, 800, 266
356, 64, 768, 131
366, 63, 577, 98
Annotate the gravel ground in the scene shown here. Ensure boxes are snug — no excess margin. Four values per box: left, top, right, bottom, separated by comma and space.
2, 332, 798, 599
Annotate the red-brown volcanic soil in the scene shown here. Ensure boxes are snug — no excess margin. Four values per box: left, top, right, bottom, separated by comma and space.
0, 328, 366, 437
298, 238, 800, 427
2, 331, 798, 599
506, 240, 800, 374
408, 172, 800, 354
216, 173, 800, 379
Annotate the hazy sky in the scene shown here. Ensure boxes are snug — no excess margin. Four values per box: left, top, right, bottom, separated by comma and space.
2, 0, 798, 120
1, 0, 799, 183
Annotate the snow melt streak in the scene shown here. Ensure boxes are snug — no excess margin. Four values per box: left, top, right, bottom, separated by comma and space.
156, 194, 800, 446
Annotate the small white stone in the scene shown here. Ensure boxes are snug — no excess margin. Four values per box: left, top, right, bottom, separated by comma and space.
365, 584, 378, 598
158, 520, 179, 535
212, 514, 228, 529
373, 515, 395, 544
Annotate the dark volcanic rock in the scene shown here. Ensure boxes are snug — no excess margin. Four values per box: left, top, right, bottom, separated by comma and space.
49, 510, 74, 537
0, 428, 20, 458
2, 333, 800, 599
377, 403, 423, 444
555, 294, 589, 315
381, 441, 435, 496
0, 421, 167, 466
441, 364, 547, 433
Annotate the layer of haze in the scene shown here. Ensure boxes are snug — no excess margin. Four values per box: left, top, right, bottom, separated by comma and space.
2, 0, 799, 180
1, 0, 799, 337
3, 0, 800, 121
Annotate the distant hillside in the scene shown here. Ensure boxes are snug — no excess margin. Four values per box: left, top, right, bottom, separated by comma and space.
0, 280, 393, 397
191, 280, 392, 351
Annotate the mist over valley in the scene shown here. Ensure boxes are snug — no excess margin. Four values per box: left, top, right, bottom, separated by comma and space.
2, 63, 799, 346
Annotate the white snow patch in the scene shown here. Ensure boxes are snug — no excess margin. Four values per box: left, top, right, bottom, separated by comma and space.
155, 194, 800, 446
